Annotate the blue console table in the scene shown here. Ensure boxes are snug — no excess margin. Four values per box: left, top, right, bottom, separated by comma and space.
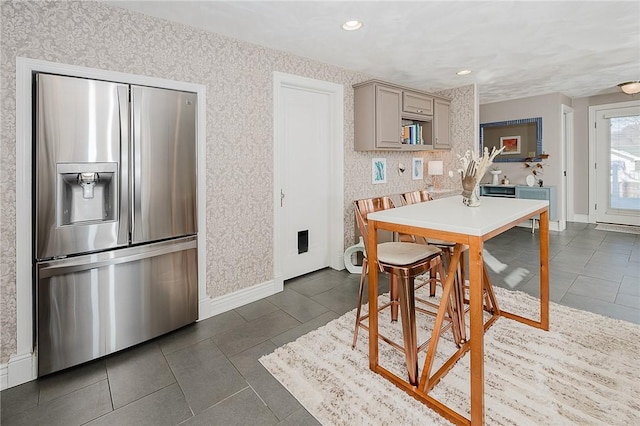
480, 185, 556, 232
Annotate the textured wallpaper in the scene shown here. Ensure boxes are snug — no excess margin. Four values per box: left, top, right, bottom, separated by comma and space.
0, 0, 474, 364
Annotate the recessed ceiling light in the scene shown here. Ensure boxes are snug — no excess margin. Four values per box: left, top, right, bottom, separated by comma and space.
342, 20, 363, 31
456, 69, 472, 76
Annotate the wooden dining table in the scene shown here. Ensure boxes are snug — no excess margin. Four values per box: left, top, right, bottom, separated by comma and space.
366, 195, 550, 425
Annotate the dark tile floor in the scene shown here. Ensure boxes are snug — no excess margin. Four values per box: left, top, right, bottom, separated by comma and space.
2, 223, 638, 425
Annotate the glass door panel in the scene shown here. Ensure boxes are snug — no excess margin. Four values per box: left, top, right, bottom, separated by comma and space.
596, 106, 640, 226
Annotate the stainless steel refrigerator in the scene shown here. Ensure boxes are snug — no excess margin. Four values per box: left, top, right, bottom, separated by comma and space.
34, 73, 198, 376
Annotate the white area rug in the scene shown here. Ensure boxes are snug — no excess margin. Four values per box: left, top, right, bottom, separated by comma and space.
595, 223, 640, 234
260, 286, 640, 425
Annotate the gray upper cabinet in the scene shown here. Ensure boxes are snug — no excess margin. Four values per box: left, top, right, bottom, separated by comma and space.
354, 80, 451, 151
403, 91, 433, 117
375, 85, 403, 149
354, 82, 402, 150
433, 98, 451, 149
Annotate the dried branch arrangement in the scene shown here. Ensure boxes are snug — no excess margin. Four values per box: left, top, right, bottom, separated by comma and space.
458, 146, 505, 184
524, 153, 550, 186
458, 146, 505, 206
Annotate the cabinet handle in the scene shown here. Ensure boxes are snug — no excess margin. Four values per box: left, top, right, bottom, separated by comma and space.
417, 109, 423, 113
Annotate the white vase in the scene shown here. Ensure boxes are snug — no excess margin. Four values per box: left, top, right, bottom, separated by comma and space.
490, 170, 502, 185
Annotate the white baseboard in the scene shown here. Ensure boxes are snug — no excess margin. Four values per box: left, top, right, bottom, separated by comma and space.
0, 351, 37, 391
572, 214, 589, 223
0, 363, 6, 390
198, 278, 283, 320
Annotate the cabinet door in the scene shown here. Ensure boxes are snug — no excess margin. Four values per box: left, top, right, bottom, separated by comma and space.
375, 85, 402, 149
516, 186, 556, 220
433, 99, 451, 149
403, 91, 433, 116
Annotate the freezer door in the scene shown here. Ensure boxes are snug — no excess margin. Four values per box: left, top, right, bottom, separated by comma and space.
37, 236, 198, 376
35, 73, 129, 259
131, 86, 197, 243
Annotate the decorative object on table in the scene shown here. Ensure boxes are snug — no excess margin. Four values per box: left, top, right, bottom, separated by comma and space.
458, 147, 505, 206
524, 152, 549, 187
502, 175, 510, 185
526, 174, 536, 187
259, 285, 640, 426
489, 167, 502, 185
412, 157, 423, 181
427, 160, 444, 189
372, 158, 387, 184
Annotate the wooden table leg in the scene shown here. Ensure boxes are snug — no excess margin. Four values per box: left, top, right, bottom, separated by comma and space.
368, 221, 379, 370
469, 236, 485, 425
539, 210, 549, 331
419, 245, 463, 391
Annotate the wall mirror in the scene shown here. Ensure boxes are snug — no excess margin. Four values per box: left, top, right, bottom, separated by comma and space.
480, 117, 542, 162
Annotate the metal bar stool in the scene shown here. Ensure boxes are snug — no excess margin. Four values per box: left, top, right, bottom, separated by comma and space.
352, 197, 465, 381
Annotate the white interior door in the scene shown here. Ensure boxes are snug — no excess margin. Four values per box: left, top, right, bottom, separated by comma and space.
282, 86, 330, 279
273, 73, 344, 284
594, 103, 640, 226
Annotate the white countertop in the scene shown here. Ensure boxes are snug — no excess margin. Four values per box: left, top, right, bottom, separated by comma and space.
368, 195, 548, 236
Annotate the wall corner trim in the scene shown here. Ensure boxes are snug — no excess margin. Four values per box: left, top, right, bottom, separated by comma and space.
0, 352, 37, 391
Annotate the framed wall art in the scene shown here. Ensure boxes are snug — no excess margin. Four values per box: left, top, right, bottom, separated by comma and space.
372, 158, 387, 184
412, 157, 424, 180
500, 135, 521, 154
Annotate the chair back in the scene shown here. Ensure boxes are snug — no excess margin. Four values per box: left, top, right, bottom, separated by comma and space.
401, 190, 433, 206
354, 197, 395, 251
399, 190, 434, 244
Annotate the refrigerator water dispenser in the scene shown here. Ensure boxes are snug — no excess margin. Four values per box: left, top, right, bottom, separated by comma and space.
56, 163, 118, 226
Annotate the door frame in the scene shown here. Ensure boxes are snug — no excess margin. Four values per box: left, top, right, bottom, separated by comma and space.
588, 99, 640, 223
561, 104, 574, 227
10, 57, 207, 388
272, 72, 344, 291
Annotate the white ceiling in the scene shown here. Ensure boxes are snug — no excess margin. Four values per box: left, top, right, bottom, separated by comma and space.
105, 1, 640, 104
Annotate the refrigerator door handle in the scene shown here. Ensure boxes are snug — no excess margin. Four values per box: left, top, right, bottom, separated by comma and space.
131, 87, 140, 241
117, 84, 130, 245
38, 237, 196, 279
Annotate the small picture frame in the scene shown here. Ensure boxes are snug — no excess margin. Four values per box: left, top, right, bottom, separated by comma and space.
372, 158, 387, 184
500, 136, 521, 154
412, 157, 423, 180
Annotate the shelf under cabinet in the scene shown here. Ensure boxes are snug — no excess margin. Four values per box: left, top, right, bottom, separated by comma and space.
479, 185, 516, 198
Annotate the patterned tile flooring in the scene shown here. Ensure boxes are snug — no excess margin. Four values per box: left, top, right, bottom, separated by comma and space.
1, 223, 638, 425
